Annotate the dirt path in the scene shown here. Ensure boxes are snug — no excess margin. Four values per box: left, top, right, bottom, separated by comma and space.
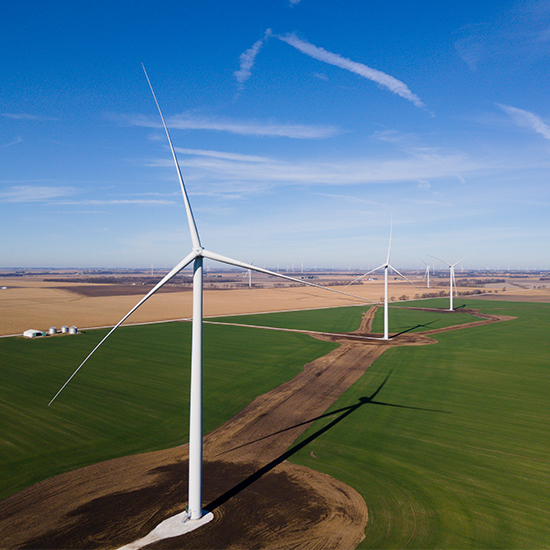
0, 308, 513, 549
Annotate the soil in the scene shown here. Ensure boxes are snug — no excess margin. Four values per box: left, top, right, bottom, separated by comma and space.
0, 308, 514, 549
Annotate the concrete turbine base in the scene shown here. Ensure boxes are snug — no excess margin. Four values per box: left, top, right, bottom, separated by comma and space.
117, 510, 214, 550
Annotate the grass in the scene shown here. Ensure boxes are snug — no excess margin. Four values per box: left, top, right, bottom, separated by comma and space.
372, 303, 482, 334
209, 304, 369, 333
0, 321, 337, 500
287, 298, 550, 549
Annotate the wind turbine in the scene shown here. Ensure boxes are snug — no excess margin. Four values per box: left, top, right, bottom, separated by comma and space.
48, 66, 372, 522
428, 254, 469, 311
246, 260, 254, 288
420, 258, 430, 288
347, 221, 418, 340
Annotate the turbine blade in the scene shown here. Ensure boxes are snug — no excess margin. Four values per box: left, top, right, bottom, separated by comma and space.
142, 64, 201, 250
427, 254, 451, 267
388, 264, 421, 289
386, 215, 393, 266
452, 253, 471, 267
344, 264, 386, 288
201, 249, 377, 303
48, 250, 198, 406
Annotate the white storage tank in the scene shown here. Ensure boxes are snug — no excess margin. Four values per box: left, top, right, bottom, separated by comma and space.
61, 325, 69, 333
69, 326, 78, 334
48, 326, 57, 335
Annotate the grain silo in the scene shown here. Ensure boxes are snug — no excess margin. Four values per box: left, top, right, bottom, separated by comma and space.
69, 326, 78, 334
61, 325, 69, 333
48, 326, 57, 335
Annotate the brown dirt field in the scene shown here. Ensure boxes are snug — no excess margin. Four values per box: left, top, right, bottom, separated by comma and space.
57, 285, 192, 297
0, 308, 513, 549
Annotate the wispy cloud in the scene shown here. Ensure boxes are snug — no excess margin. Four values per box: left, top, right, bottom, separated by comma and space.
498, 103, 550, 140
149, 149, 488, 189
276, 33, 425, 107
0, 185, 76, 203
174, 147, 272, 162
59, 199, 176, 206
1, 113, 57, 121
0, 137, 23, 149
235, 30, 272, 85
0, 185, 176, 206
128, 113, 339, 139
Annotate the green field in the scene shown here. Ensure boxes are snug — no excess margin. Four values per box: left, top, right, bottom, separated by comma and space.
209, 304, 369, 332
2, 298, 550, 548
0, 321, 337, 500
212, 301, 483, 335
288, 299, 550, 548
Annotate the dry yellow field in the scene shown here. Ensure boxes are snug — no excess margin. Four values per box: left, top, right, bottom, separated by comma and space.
0, 277, 406, 336
1, 276, 545, 336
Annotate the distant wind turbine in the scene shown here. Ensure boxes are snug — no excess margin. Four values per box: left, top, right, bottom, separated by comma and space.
48, 65, 372, 522
246, 260, 254, 288
420, 258, 430, 288
428, 254, 469, 311
347, 220, 418, 340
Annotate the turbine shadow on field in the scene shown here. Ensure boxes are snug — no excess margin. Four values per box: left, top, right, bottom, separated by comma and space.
392, 319, 438, 338
205, 371, 449, 513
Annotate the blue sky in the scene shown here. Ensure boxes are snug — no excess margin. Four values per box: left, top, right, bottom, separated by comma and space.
2, 0, 549, 270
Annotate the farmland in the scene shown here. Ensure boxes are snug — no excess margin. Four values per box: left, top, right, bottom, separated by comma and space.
289, 298, 550, 548
1, 296, 549, 547
0, 322, 337, 500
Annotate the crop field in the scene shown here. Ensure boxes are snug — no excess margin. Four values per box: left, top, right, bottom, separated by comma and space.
1, 298, 550, 548
371, 303, 482, 334
0, 322, 337, 500
210, 304, 370, 333
215, 302, 483, 335
288, 299, 550, 548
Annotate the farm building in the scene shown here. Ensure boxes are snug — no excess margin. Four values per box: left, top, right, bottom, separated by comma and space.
23, 329, 44, 338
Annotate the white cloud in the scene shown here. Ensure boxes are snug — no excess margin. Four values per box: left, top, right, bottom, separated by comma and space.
0, 137, 23, 148
234, 30, 272, 85
0, 185, 176, 206
1, 113, 57, 121
276, 33, 425, 107
59, 199, 176, 206
0, 186, 76, 203
129, 113, 339, 139
498, 103, 550, 140
149, 149, 488, 189
174, 147, 273, 163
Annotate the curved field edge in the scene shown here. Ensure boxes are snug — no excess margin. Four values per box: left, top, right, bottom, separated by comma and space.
0, 322, 339, 501
288, 299, 550, 549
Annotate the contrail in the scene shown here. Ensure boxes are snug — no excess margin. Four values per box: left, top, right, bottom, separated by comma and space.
235, 29, 272, 85
277, 33, 424, 108
498, 103, 550, 141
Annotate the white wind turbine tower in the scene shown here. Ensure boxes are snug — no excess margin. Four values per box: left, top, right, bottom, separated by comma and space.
246, 260, 254, 288
429, 254, 469, 311
48, 66, 372, 522
347, 221, 418, 340
420, 258, 430, 288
